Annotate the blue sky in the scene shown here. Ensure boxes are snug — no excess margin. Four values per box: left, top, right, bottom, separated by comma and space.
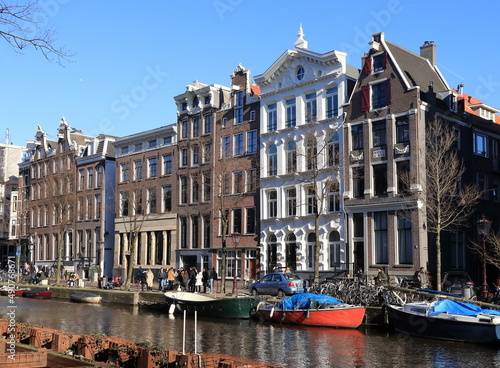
1, 0, 499, 146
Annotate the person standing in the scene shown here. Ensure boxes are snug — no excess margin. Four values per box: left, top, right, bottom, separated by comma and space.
418, 267, 428, 288
167, 267, 175, 291
158, 267, 167, 291
188, 267, 197, 292
375, 267, 388, 285
145, 269, 154, 291
210, 267, 218, 293
195, 268, 203, 293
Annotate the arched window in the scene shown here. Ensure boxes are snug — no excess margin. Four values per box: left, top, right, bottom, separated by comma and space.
306, 137, 317, 170
268, 144, 277, 176
307, 233, 317, 269
286, 140, 297, 173
285, 233, 297, 271
268, 234, 278, 272
329, 231, 342, 269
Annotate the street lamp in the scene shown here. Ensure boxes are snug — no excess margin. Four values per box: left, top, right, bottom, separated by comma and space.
231, 233, 241, 296
476, 215, 492, 301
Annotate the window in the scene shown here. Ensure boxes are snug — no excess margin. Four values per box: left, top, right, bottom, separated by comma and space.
222, 135, 231, 158
245, 207, 256, 234
373, 164, 387, 196
192, 216, 199, 248
286, 140, 297, 173
286, 188, 297, 217
351, 125, 363, 150
203, 174, 211, 201
181, 102, 187, 111
235, 91, 244, 106
164, 136, 172, 145
373, 53, 387, 72
134, 161, 142, 180
223, 173, 230, 195
397, 212, 412, 264
163, 154, 172, 175
372, 80, 391, 109
307, 233, 316, 269
120, 192, 129, 216
162, 185, 172, 212
267, 103, 277, 132
203, 141, 212, 163
234, 171, 243, 194
296, 66, 304, 80
181, 148, 188, 167
268, 144, 277, 176
192, 175, 199, 202
396, 161, 410, 194
192, 118, 200, 137
180, 217, 187, 248
250, 110, 256, 121
328, 182, 340, 212
148, 188, 157, 214
204, 114, 212, 134
247, 130, 257, 153
246, 169, 257, 192
134, 143, 142, 151
268, 190, 277, 218
285, 98, 296, 127
473, 133, 488, 157
307, 187, 317, 215
233, 208, 242, 234
326, 87, 338, 118
180, 176, 188, 204
234, 133, 244, 156
372, 121, 386, 147
327, 132, 340, 166
79, 169, 85, 190
203, 215, 211, 248
450, 231, 465, 269
181, 120, 188, 139
374, 212, 388, 264
329, 231, 342, 268
148, 139, 157, 148
305, 92, 317, 123
353, 167, 365, 198
204, 95, 211, 105
192, 96, 199, 108
148, 157, 157, 178
192, 146, 200, 166
477, 172, 488, 199
306, 137, 317, 170
120, 163, 129, 182
396, 116, 410, 143
134, 189, 143, 215
88, 168, 93, 188
235, 108, 243, 124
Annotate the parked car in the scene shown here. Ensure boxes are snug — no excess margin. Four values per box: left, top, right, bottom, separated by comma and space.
249, 272, 307, 297
442, 271, 476, 299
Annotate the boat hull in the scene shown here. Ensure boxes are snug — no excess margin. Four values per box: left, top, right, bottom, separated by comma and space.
70, 292, 102, 304
23, 288, 52, 299
0, 288, 28, 297
386, 304, 500, 343
165, 291, 260, 319
258, 305, 366, 329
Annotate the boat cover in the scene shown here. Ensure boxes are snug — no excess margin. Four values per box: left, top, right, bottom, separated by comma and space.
277, 293, 341, 310
429, 299, 500, 317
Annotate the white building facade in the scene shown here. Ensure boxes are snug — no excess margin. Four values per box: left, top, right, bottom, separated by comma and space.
255, 28, 358, 277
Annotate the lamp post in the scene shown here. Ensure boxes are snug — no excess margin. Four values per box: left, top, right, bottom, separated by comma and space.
476, 215, 492, 301
231, 233, 241, 296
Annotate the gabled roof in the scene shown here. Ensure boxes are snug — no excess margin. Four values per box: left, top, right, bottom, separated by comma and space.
384, 40, 448, 93
455, 90, 500, 125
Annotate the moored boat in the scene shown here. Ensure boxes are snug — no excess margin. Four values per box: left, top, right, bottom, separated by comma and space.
257, 293, 366, 329
70, 292, 102, 304
386, 299, 500, 343
0, 286, 29, 297
164, 291, 260, 319
23, 287, 52, 299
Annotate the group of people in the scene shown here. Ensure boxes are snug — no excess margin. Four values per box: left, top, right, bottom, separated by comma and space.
135, 266, 219, 293
365, 266, 430, 288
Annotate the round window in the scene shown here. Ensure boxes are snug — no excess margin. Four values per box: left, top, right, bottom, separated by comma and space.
296, 66, 305, 81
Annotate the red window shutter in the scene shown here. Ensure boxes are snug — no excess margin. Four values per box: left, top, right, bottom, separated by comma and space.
385, 80, 391, 105
361, 85, 370, 111
363, 57, 372, 75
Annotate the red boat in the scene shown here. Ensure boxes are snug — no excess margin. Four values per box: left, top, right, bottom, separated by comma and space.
257, 293, 366, 329
0, 287, 29, 297
23, 288, 52, 299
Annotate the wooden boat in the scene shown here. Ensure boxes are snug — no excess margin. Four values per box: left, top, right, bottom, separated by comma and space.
23, 287, 52, 299
0, 286, 29, 297
257, 293, 366, 329
164, 291, 260, 319
70, 292, 102, 304
386, 299, 500, 343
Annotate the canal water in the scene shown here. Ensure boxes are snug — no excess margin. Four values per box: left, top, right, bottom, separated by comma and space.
4, 297, 500, 368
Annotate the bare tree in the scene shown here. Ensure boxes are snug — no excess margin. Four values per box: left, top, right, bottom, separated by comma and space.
0, 1, 72, 64
469, 232, 500, 270
417, 119, 481, 290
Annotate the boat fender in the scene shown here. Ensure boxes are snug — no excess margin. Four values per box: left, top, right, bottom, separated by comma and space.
168, 304, 176, 315
270, 307, 274, 318
256, 301, 265, 311
306, 309, 310, 319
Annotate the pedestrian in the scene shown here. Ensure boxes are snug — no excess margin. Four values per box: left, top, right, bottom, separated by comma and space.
146, 269, 154, 291
356, 267, 364, 285
135, 266, 144, 291
375, 267, 388, 285
412, 270, 421, 288
181, 268, 189, 291
195, 268, 203, 292
210, 267, 218, 293
418, 267, 428, 288
202, 268, 209, 293
158, 267, 167, 291
167, 267, 175, 290
188, 267, 197, 292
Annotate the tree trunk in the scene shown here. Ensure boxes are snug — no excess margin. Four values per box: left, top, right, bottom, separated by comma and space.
56, 234, 63, 285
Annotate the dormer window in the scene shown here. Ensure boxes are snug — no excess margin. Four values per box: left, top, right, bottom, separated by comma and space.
181, 102, 187, 111
192, 96, 199, 108
204, 95, 211, 105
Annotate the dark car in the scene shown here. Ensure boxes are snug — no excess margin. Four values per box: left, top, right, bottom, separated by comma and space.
249, 272, 307, 297
442, 271, 476, 299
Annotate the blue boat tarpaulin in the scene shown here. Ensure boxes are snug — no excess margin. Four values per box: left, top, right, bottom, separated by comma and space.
277, 293, 341, 310
429, 299, 500, 317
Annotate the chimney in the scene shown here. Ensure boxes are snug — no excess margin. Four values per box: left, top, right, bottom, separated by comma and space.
420, 41, 436, 66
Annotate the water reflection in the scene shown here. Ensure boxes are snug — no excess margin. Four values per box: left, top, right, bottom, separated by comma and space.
7, 297, 500, 368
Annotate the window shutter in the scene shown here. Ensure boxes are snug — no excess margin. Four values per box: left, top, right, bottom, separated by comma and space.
385, 80, 391, 105
382, 53, 387, 69
363, 57, 372, 75
361, 85, 370, 111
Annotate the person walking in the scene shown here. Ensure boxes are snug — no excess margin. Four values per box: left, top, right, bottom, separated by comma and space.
158, 267, 167, 291
202, 268, 209, 293
167, 267, 175, 291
